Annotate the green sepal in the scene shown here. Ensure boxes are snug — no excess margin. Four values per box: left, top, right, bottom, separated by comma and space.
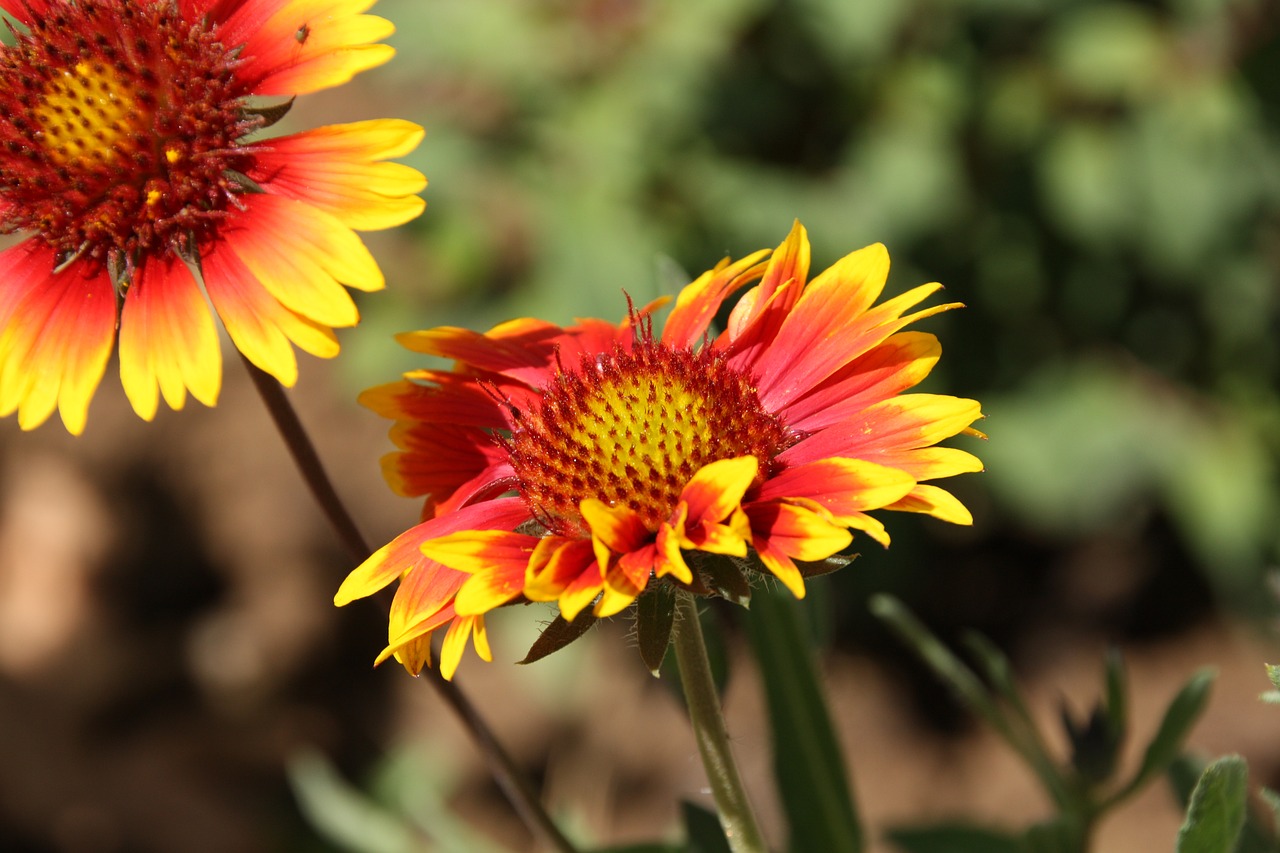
693, 553, 753, 608
242, 97, 295, 129
636, 589, 676, 676
519, 611, 598, 665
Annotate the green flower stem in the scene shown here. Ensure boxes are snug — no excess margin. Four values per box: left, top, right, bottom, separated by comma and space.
242, 357, 579, 853
673, 591, 769, 853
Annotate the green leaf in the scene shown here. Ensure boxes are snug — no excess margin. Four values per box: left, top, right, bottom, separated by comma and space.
682, 800, 733, 853
590, 845, 684, 853
286, 749, 428, 853
745, 586, 862, 853
1021, 816, 1086, 853
872, 596, 1070, 806
1259, 787, 1280, 833
885, 824, 1020, 853
636, 589, 677, 676
1104, 648, 1129, 743
1169, 754, 1208, 809
1112, 668, 1216, 804
1175, 755, 1248, 853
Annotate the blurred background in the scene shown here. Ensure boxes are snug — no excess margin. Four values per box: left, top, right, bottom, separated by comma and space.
3, 0, 1280, 850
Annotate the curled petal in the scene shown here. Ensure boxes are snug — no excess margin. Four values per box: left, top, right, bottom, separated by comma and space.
746, 501, 854, 597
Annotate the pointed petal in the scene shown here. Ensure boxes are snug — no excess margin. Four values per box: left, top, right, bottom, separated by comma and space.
747, 243, 891, 402
720, 221, 808, 361
781, 394, 984, 467
758, 458, 916, 520
439, 614, 488, 680
660, 250, 770, 349
886, 483, 975, 526
781, 332, 941, 432
358, 371, 532, 430
334, 496, 531, 605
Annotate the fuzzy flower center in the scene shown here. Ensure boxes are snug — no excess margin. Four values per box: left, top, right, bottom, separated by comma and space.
0, 0, 255, 271
509, 341, 794, 534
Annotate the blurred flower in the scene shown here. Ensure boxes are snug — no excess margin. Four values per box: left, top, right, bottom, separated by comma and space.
0, 0, 424, 433
337, 222, 984, 678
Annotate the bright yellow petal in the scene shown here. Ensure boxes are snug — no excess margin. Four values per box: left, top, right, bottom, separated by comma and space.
887, 484, 975, 526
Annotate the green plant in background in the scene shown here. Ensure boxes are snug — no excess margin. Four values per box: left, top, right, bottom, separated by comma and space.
873, 594, 1217, 852
1164, 664, 1280, 853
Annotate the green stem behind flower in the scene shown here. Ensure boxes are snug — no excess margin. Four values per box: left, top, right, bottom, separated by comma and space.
241, 357, 579, 853
673, 591, 769, 853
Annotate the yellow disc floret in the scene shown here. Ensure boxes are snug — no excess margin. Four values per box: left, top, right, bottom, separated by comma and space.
34, 62, 143, 166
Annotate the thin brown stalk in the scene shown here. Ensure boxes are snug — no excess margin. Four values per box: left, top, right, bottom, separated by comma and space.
242, 356, 577, 853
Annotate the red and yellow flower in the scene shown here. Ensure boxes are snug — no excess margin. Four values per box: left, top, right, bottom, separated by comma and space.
0, 0, 424, 434
337, 222, 984, 679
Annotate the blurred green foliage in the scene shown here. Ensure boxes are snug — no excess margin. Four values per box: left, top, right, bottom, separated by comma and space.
357, 0, 1280, 607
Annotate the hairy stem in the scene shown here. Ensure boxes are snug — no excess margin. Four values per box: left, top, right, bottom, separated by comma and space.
673, 592, 769, 853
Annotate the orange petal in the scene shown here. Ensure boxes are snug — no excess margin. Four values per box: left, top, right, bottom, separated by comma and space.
781, 331, 942, 432
525, 538, 597, 602
558, 567, 606, 623
747, 502, 853, 596
679, 456, 758, 525
758, 458, 915, 520
224, 194, 381, 330
251, 120, 426, 231
0, 244, 116, 434
226, 0, 396, 96
335, 496, 531, 605
580, 498, 650, 573
660, 250, 770, 348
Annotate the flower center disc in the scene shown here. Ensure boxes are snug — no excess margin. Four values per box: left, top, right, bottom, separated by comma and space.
0, 1, 251, 266
510, 342, 793, 534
